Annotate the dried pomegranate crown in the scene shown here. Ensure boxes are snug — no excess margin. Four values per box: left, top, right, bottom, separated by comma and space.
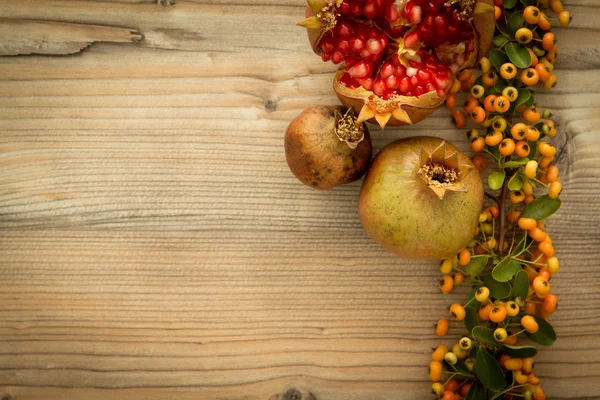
417, 141, 474, 199
299, 0, 494, 128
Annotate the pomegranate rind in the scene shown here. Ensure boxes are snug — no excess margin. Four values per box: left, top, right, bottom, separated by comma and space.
472, 0, 496, 67
358, 136, 484, 259
333, 68, 444, 128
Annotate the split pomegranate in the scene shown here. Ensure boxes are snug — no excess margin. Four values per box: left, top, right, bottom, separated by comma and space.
299, 0, 495, 128
285, 106, 372, 189
358, 137, 483, 259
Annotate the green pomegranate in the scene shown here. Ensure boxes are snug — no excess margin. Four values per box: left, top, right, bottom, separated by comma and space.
358, 136, 484, 259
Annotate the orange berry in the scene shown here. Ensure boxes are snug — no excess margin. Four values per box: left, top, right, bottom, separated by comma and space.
546, 46, 558, 64
542, 32, 556, 51
538, 142, 557, 157
550, 0, 564, 13
449, 79, 461, 94
511, 122, 528, 140
528, 48, 539, 67
521, 315, 540, 333
546, 165, 559, 182
494, 5, 502, 20
472, 155, 488, 172
451, 110, 467, 128
549, 181, 562, 198
525, 127, 540, 141
522, 357, 534, 374
538, 12, 551, 30
441, 390, 455, 400
524, 6, 541, 24
505, 358, 524, 370
521, 68, 540, 86
506, 210, 521, 224
479, 303, 494, 321
463, 96, 478, 113
486, 205, 499, 219
489, 305, 507, 323
445, 379, 460, 392
430, 360, 443, 381
524, 194, 535, 205
529, 373, 541, 385
533, 386, 546, 400
515, 140, 531, 157
470, 136, 485, 152
543, 74, 557, 90
445, 93, 457, 110
559, 10, 572, 27
482, 70, 498, 86
523, 180, 534, 195
499, 138, 515, 156
457, 69, 473, 82
470, 106, 486, 123
494, 96, 510, 113
449, 304, 466, 321
547, 256, 560, 274
510, 190, 526, 204
518, 217, 537, 230
498, 354, 511, 369
454, 272, 465, 285
483, 95, 497, 112
459, 249, 471, 266
535, 63, 552, 82
538, 268, 552, 281
439, 275, 454, 294
432, 344, 449, 361
543, 119, 557, 136
544, 293, 558, 314
533, 276, 551, 297
528, 227, 548, 243
485, 130, 503, 146
435, 319, 449, 336
523, 106, 541, 122
500, 63, 518, 79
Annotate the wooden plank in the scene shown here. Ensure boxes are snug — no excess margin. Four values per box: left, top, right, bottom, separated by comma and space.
1, 0, 600, 399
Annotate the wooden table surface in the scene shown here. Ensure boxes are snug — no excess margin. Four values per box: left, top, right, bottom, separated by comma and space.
1, 1, 599, 399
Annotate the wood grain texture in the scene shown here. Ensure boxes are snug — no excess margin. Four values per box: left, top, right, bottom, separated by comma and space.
1, 1, 599, 399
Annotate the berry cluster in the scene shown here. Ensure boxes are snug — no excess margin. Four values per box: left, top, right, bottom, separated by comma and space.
428, 0, 571, 399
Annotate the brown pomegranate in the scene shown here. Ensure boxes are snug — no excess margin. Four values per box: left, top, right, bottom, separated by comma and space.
299, 0, 495, 128
285, 106, 372, 189
358, 137, 483, 259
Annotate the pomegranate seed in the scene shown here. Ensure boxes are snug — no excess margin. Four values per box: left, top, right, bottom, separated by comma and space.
358, 77, 375, 91
420, 25, 433, 38
349, 36, 365, 52
373, 78, 387, 96
380, 61, 396, 79
415, 86, 425, 96
448, 25, 459, 39
435, 75, 450, 89
348, 61, 373, 78
366, 38, 384, 54
425, 83, 436, 93
337, 22, 354, 38
406, 66, 418, 77
434, 14, 448, 28
336, 39, 350, 54
350, 3, 363, 16
404, 31, 420, 49
364, 1, 378, 18
385, 74, 400, 90
410, 5, 422, 24
424, 14, 435, 27
410, 75, 419, 87
417, 69, 432, 84
320, 38, 334, 54
402, 1, 414, 19
399, 76, 411, 93
391, 54, 402, 67
395, 64, 406, 78
385, 4, 399, 22
338, 1, 351, 15
332, 51, 344, 64
321, 53, 331, 62
437, 89, 446, 98
345, 56, 359, 67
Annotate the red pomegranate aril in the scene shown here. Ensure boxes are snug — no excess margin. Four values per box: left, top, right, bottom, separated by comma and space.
410, 5, 422, 24
410, 75, 419, 87
435, 75, 450, 89
385, 74, 400, 90
341, 72, 361, 89
373, 78, 387, 96
399, 76, 411, 93
395, 64, 407, 78
415, 85, 425, 96
349, 36, 366, 52
425, 82, 436, 93
364, 1, 378, 18
424, 14, 435, 27
350, 3, 363, 16
402, 1, 414, 19
358, 77, 375, 91
332, 51, 344, 64
366, 37, 384, 55
417, 69, 432, 84
404, 31, 420, 49
406, 66, 418, 77
337, 22, 354, 38
345, 56, 359, 67
434, 14, 448, 28
420, 25, 434, 39
338, 1, 351, 15
348, 61, 373, 78
337, 39, 350, 54
385, 4, 399, 22
380, 61, 397, 79
321, 53, 331, 62
320, 38, 335, 54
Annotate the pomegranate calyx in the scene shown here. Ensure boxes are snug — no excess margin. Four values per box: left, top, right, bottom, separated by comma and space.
334, 108, 365, 149
417, 141, 474, 199
297, 0, 340, 31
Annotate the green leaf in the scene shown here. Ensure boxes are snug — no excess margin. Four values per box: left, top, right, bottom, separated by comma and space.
466, 255, 489, 278
524, 96, 535, 107
507, 173, 524, 191
501, 344, 538, 358
512, 270, 529, 301
514, 88, 531, 109
453, 361, 472, 375
483, 274, 512, 299
503, 0, 518, 9
474, 347, 506, 393
488, 171, 506, 191
487, 144, 501, 163
525, 314, 557, 346
510, 237, 528, 256
520, 0, 534, 5
488, 49, 509, 71
492, 257, 522, 282
507, 12, 525, 35
492, 35, 510, 48
465, 306, 478, 334
520, 195, 562, 220
503, 158, 530, 168
465, 383, 486, 400
472, 326, 497, 347
505, 42, 532, 69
